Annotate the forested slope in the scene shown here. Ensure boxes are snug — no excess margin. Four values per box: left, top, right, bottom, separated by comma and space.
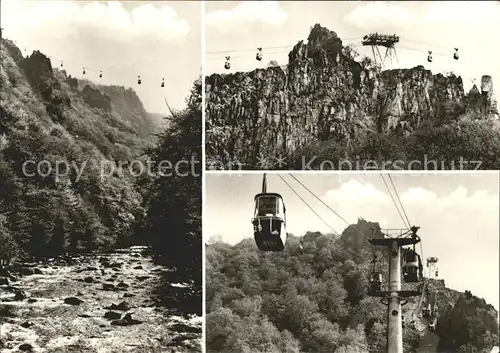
0, 35, 201, 290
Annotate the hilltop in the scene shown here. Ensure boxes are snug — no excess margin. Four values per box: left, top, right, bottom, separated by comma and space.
206, 219, 499, 353
205, 24, 500, 170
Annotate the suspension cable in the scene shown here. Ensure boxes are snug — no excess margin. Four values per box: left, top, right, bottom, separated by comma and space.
380, 174, 409, 229
287, 173, 370, 241
276, 174, 339, 236
388, 174, 411, 227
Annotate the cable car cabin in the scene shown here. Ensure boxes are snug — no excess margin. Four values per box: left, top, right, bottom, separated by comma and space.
453, 48, 459, 60
224, 56, 231, 70
422, 303, 431, 317
161, 78, 165, 87
403, 249, 422, 283
99, 71, 102, 78
252, 193, 287, 251
429, 318, 437, 331
427, 51, 433, 63
137, 76, 141, 85
369, 272, 382, 294
256, 47, 263, 61
83, 67, 86, 75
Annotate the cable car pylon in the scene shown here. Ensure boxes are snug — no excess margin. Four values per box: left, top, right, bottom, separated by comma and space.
368, 225, 423, 353
362, 32, 400, 67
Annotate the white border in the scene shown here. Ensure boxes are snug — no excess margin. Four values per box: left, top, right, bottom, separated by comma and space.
205, 170, 497, 175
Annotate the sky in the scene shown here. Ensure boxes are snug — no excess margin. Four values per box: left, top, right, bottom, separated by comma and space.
206, 1, 500, 101
205, 172, 500, 310
0, 0, 201, 113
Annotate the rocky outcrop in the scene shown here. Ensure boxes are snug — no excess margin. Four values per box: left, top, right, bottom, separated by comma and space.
206, 24, 497, 167
99, 85, 160, 136
81, 85, 112, 112
18, 50, 71, 122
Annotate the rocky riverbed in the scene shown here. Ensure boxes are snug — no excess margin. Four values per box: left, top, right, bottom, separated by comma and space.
0, 246, 202, 352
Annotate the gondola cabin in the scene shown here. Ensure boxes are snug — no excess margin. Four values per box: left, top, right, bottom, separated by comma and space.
252, 193, 287, 251
369, 272, 382, 294
422, 303, 431, 317
403, 249, 421, 283
256, 47, 263, 61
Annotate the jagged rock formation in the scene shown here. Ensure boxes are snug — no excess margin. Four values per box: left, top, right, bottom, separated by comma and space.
206, 24, 499, 168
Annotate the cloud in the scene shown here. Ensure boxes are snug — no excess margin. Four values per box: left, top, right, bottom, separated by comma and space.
345, 2, 415, 31
322, 180, 389, 206
0, 0, 190, 43
206, 1, 287, 30
401, 186, 499, 214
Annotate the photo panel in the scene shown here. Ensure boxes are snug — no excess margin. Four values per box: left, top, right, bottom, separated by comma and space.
205, 171, 499, 352
0, 1, 202, 351
205, 1, 500, 171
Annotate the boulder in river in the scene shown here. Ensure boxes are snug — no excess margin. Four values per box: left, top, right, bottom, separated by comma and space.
117, 282, 129, 289
64, 297, 84, 305
84, 276, 94, 283
14, 290, 27, 301
105, 301, 130, 311
19, 343, 33, 351
111, 313, 142, 326
104, 311, 121, 320
20, 321, 35, 328
103, 283, 117, 291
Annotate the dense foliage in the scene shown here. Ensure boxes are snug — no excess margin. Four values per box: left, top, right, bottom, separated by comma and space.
0, 40, 149, 261
0, 35, 202, 306
206, 219, 499, 353
290, 118, 500, 170
137, 77, 202, 288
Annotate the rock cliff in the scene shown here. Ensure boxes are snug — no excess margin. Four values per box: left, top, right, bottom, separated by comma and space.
206, 24, 499, 169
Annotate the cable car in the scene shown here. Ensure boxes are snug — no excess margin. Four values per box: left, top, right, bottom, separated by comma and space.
252, 192, 287, 251
161, 78, 165, 87
368, 255, 382, 294
435, 270, 438, 277
369, 272, 382, 294
453, 48, 459, 60
224, 56, 231, 70
256, 47, 263, 61
422, 303, 431, 317
60, 61, 63, 67
83, 67, 86, 75
402, 249, 422, 283
429, 317, 437, 331
137, 75, 141, 85
99, 70, 102, 78
427, 51, 433, 63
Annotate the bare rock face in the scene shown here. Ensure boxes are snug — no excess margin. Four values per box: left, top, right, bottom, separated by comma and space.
206, 24, 496, 167
81, 85, 112, 112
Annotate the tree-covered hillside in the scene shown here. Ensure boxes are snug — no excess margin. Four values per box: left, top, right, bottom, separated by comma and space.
206, 219, 499, 353
0, 35, 201, 296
